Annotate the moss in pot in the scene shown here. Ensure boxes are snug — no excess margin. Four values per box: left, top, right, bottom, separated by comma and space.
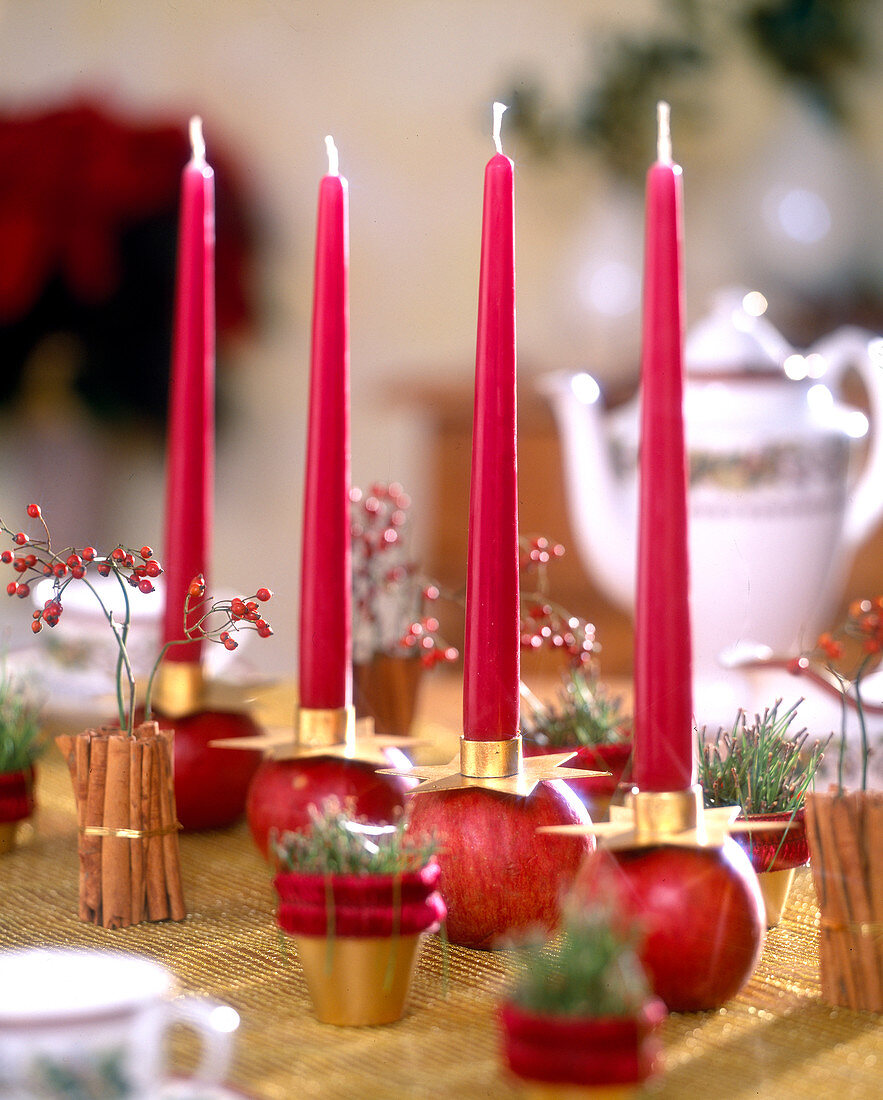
697, 699, 828, 926
272, 801, 445, 1026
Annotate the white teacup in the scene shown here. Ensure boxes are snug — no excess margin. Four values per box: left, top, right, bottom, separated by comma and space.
0, 949, 239, 1099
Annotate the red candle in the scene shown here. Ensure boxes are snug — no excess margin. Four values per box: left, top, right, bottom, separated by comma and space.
299, 136, 351, 710
161, 116, 215, 662
632, 103, 694, 792
463, 103, 520, 742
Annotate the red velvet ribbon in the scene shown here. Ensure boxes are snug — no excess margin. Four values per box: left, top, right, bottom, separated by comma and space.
0, 766, 35, 824
500, 998, 666, 1086
734, 809, 809, 873
274, 862, 446, 938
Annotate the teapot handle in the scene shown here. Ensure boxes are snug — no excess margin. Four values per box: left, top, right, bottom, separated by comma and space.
811, 326, 883, 548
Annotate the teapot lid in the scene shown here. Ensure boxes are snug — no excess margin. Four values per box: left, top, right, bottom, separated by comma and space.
686, 289, 791, 376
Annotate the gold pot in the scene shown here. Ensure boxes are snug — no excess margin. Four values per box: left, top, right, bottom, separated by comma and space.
293, 933, 422, 1026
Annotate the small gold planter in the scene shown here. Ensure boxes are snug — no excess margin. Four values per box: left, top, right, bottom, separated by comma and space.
757, 867, 796, 928
293, 933, 422, 1026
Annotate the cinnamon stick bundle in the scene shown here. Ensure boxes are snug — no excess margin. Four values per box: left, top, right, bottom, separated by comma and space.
55, 722, 186, 928
805, 788, 883, 1012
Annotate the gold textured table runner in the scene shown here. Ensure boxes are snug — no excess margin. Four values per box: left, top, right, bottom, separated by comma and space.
1, 749, 880, 1099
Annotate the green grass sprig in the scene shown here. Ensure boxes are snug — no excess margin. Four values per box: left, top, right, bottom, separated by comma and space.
698, 699, 828, 815
522, 666, 631, 749
271, 801, 437, 876
0, 668, 44, 774
509, 900, 650, 1018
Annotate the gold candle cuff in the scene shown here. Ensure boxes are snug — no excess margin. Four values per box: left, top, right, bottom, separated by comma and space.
151, 661, 205, 718
296, 706, 356, 749
628, 785, 703, 844
459, 734, 522, 779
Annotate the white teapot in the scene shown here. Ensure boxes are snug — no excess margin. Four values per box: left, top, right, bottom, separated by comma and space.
541, 289, 883, 727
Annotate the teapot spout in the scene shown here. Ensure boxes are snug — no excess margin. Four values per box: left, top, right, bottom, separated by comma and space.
538, 371, 636, 613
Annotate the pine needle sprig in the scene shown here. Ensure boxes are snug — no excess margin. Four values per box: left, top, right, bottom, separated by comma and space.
697, 699, 828, 815
271, 801, 437, 876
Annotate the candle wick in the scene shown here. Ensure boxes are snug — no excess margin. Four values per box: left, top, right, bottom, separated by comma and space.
325, 134, 340, 177
189, 116, 206, 165
492, 101, 507, 155
656, 101, 672, 164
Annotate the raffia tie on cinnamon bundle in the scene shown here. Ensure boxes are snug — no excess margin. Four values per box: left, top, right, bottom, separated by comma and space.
56, 721, 186, 929
805, 788, 883, 1013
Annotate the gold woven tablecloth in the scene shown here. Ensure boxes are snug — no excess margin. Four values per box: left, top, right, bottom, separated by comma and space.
1, 749, 880, 1100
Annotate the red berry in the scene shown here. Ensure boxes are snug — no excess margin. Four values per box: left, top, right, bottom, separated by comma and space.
111, 548, 125, 562
219, 631, 230, 642
255, 587, 272, 602
223, 638, 238, 651
257, 623, 273, 638
31, 620, 42, 634
16, 583, 29, 598
140, 546, 153, 559
14, 533, 27, 546
12, 559, 27, 573
71, 566, 85, 579
0, 551, 11, 564
6, 582, 16, 596
24, 554, 36, 567
138, 579, 155, 594
53, 563, 67, 578
42, 564, 53, 576
26, 504, 41, 518
97, 561, 111, 577
82, 547, 96, 562
124, 553, 135, 567
146, 561, 161, 578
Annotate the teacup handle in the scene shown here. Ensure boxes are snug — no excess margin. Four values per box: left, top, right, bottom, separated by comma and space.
167, 997, 239, 1085
812, 325, 883, 547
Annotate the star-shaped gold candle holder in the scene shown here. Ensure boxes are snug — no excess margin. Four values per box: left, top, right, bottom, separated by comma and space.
379, 733, 608, 796
211, 701, 416, 764
538, 784, 792, 850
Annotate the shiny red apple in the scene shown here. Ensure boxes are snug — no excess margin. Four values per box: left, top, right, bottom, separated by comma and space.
151, 708, 264, 832
405, 779, 595, 949
609, 840, 765, 1012
246, 754, 412, 859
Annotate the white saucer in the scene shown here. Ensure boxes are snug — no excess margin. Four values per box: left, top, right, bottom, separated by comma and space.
159, 1080, 252, 1100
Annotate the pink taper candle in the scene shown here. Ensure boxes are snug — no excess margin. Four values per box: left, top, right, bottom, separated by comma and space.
161, 116, 215, 663
632, 103, 694, 792
299, 136, 352, 710
463, 103, 520, 742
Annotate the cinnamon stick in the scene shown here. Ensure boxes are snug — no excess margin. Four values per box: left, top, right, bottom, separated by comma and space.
101, 733, 132, 929
144, 737, 169, 921
82, 732, 107, 924
129, 738, 145, 925
156, 727, 186, 921
806, 792, 860, 1007
842, 791, 883, 1012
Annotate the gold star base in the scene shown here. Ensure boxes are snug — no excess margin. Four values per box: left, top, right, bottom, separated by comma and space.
378, 733, 608, 798
210, 703, 418, 767
539, 785, 798, 850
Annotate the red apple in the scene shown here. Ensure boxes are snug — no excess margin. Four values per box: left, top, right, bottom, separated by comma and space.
149, 708, 264, 832
524, 741, 633, 820
246, 754, 412, 859
607, 840, 765, 1012
406, 780, 595, 950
